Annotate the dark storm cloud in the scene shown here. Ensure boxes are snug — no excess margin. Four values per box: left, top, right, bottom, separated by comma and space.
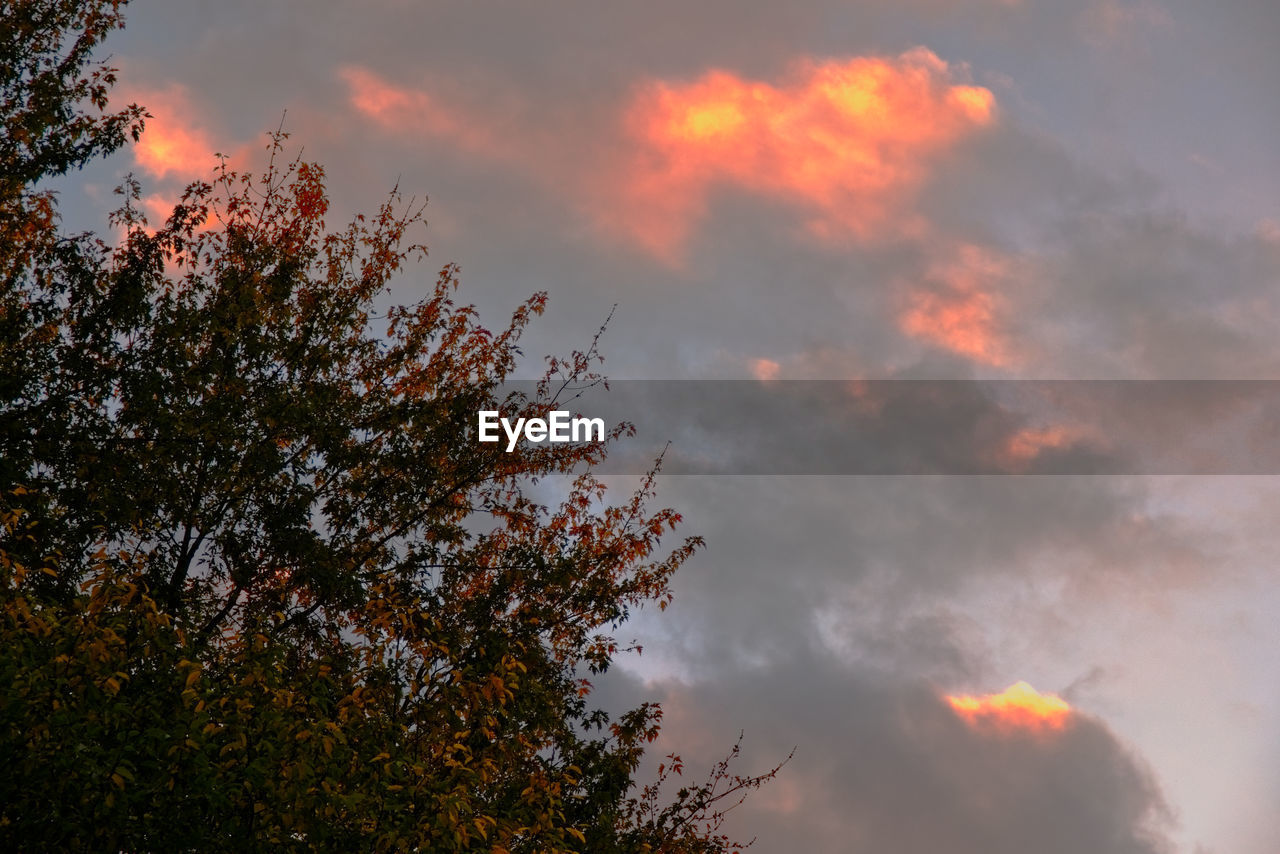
632, 474, 1213, 678
1033, 213, 1280, 379
594, 652, 1175, 854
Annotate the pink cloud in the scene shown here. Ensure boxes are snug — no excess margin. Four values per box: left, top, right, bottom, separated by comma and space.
898, 243, 1019, 367
341, 66, 505, 159
750, 358, 782, 381
125, 83, 225, 181
946, 681, 1074, 735
609, 49, 997, 258
343, 51, 997, 263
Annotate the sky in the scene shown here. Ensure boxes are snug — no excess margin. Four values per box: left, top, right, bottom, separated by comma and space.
63, 1, 1280, 851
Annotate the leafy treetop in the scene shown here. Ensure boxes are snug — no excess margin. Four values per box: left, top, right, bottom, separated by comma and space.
0, 2, 782, 851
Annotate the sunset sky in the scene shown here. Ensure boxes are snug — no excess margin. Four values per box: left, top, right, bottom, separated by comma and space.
61, 1, 1280, 851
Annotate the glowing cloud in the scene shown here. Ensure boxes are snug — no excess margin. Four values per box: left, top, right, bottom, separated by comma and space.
127, 84, 221, 181
613, 48, 996, 257
946, 681, 1073, 733
899, 243, 1016, 367
341, 66, 504, 159
339, 54, 994, 263
750, 358, 781, 381
999, 425, 1099, 471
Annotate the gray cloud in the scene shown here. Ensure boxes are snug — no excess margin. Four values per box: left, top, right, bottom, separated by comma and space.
596, 651, 1175, 854
632, 474, 1214, 674
1032, 213, 1280, 379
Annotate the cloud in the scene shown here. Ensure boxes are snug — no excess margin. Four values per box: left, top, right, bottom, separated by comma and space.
946, 681, 1073, 733
125, 83, 224, 181
613, 655, 1176, 854
1082, 0, 1173, 45
999, 423, 1096, 471
1034, 211, 1280, 379
585, 379, 1125, 476
900, 285, 1009, 365
609, 48, 997, 258
749, 357, 782, 381
898, 243, 1019, 367
341, 66, 505, 159
342, 51, 996, 264
114, 81, 256, 235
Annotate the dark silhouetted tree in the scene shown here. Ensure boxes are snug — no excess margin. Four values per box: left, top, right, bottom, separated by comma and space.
0, 2, 780, 851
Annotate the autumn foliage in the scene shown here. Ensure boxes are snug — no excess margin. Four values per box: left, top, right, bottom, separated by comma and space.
0, 2, 778, 850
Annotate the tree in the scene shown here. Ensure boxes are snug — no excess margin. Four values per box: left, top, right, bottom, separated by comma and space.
0, 2, 780, 850
1, 0, 145, 553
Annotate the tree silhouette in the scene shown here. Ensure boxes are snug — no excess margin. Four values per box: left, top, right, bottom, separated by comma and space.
0, 2, 783, 851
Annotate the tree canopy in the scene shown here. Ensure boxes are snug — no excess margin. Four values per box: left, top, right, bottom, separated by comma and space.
0, 2, 778, 850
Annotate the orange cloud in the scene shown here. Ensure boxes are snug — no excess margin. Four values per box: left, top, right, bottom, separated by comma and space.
999, 424, 1099, 470
750, 358, 781, 381
612, 48, 996, 258
139, 192, 183, 227
342, 66, 505, 159
128, 84, 222, 181
340, 53, 994, 263
899, 243, 1016, 367
946, 681, 1073, 734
